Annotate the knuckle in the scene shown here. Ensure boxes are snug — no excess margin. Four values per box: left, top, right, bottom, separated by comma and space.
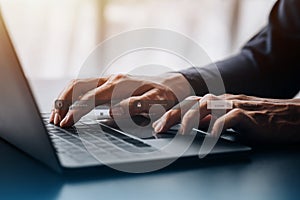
184, 110, 198, 119
110, 74, 126, 81
129, 96, 141, 105
231, 108, 244, 116
200, 99, 208, 109
232, 100, 241, 108
151, 88, 161, 94
70, 79, 81, 87
82, 91, 95, 100
164, 110, 174, 119
219, 93, 226, 98
164, 109, 180, 120
97, 77, 108, 85
223, 93, 234, 99
237, 94, 248, 100
186, 96, 200, 101
203, 94, 217, 101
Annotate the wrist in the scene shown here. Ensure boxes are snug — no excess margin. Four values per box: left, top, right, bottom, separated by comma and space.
161, 73, 193, 101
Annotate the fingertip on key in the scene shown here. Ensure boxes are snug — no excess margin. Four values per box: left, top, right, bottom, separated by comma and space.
60, 114, 74, 127
49, 113, 54, 123
54, 113, 60, 125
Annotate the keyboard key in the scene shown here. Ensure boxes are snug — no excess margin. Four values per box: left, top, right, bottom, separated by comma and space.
43, 116, 157, 163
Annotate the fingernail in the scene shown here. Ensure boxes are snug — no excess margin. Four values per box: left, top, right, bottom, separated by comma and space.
54, 113, 60, 125
178, 125, 185, 135
60, 115, 69, 127
49, 112, 54, 123
111, 106, 124, 116
152, 120, 159, 128
154, 120, 164, 133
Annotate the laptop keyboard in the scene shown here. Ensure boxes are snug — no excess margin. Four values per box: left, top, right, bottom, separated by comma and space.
41, 115, 156, 164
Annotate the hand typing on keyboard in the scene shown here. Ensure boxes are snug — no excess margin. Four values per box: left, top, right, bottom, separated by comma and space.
49, 73, 191, 127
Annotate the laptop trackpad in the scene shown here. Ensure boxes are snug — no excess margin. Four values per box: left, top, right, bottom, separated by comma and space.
98, 116, 179, 140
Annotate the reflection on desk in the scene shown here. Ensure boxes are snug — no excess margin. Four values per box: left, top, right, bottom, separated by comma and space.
1, 137, 300, 200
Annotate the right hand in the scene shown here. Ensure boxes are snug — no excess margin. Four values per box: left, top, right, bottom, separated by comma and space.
49, 73, 192, 127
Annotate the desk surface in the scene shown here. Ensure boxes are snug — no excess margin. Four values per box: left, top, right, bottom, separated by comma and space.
0, 79, 299, 200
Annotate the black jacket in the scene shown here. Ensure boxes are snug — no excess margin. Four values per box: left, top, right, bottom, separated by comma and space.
180, 0, 300, 98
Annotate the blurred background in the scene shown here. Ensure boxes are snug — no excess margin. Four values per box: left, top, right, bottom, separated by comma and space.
0, 0, 276, 79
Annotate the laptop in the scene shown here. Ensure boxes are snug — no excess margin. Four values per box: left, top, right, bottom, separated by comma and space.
0, 10, 251, 173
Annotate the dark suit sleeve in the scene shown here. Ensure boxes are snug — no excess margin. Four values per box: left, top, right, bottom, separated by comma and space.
180, 0, 300, 98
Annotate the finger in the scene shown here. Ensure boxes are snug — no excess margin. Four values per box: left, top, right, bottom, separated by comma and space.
152, 96, 200, 133
60, 78, 108, 101
225, 94, 290, 103
211, 108, 251, 137
60, 81, 117, 127
60, 75, 163, 126
49, 109, 55, 123
179, 94, 226, 134
110, 88, 177, 119
220, 94, 264, 101
179, 102, 202, 134
198, 115, 212, 130
49, 108, 57, 124
219, 94, 288, 108
50, 78, 107, 124
153, 96, 201, 133
133, 85, 178, 114
231, 99, 262, 111
198, 94, 221, 121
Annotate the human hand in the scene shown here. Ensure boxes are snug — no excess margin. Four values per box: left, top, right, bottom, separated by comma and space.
49, 73, 192, 127
153, 94, 300, 145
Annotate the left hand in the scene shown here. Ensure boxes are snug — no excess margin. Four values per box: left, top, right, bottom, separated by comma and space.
152, 94, 300, 145
49, 73, 191, 127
